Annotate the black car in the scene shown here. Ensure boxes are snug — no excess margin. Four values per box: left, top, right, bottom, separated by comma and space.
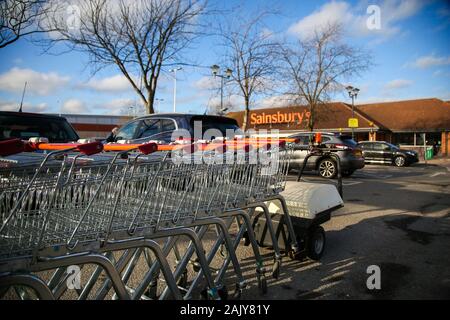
109, 113, 243, 143
356, 141, 419, 167
288, 132, 365, 178
0, 111, 80, 142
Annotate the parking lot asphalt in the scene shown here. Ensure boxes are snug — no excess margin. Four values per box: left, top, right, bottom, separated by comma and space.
234, 162, 450, 300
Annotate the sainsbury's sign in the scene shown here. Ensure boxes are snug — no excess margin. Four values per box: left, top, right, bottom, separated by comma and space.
250, 111, 311, 125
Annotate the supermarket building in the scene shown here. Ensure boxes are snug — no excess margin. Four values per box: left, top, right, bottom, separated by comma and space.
54, 113, 132, 139
227, 98, 450, 156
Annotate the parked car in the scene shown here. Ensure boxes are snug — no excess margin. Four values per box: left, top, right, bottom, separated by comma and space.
288, 132, 365, 179
0, 111, 79, 143
356, 141, 419, 167
108, 113, 243, 143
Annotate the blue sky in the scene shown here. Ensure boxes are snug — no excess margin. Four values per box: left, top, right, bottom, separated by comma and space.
0, 0, 449, 116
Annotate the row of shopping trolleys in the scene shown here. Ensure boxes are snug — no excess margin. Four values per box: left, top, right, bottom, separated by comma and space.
0, 137, 303, 300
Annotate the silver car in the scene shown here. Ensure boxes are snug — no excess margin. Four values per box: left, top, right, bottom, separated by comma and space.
288, 132, 365, 178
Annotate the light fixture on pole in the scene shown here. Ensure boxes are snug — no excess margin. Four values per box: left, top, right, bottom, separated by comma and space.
210, 65, 232, 111
170, 67, 182, 113
345, 85, 360, 139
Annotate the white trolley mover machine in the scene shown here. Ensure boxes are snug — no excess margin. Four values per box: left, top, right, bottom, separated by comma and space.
251, 134, 344, 261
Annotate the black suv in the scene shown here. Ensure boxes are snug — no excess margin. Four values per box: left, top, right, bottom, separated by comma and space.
288, 132, 365, 178
109, 113, 243, 143
357, 141, 419, 167
0, 111, 79, 142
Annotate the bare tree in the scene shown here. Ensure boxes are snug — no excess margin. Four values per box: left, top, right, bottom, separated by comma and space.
0, 0, 50, 49
281, 23, 372, 131
217, 9, 280, 130
44, 0, 207, 114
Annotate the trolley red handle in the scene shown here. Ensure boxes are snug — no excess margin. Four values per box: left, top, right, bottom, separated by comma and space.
223, 141, 274, 150
76, 141, 104, 155
26, 140, 275, 155
104, 143, 186, 153
31, 142, 104, 156
137, 142, 158, 155
0, 138, 25, 156
32, 141, 159, 155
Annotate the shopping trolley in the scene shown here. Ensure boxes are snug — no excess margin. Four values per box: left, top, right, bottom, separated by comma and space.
1, 140, 244, 300
1, 137, 299, 300
0, 139, 185, 300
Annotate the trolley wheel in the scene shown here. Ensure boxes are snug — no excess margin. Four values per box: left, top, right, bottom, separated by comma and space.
145, 279, 158, 299
271, 259, 281, 279
200, 287, 220, 300
200, 287, 209, 300
177, 270, 188, 289
218, 285, 229, 300
232, 284, 242, 300
307, 226, 326, 261
257, 275, 268, 295
288, 248, 304, 261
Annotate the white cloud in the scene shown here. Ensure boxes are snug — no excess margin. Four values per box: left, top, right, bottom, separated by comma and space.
192, 76, 218, 91
257, 94, 297, 109
101, 98, 136, 109
288, 0, 424, 41
288, 2, 353, 40
0, 68, 70, 96
80, 74, 134, 92
96, 98, 144, 115
0, 100, 49, 113
61, 99, 87, 113
384, 79, 413, 90
411, 54, 450, 69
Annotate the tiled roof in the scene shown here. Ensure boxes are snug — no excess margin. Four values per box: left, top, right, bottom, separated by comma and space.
356, 98, 450, 132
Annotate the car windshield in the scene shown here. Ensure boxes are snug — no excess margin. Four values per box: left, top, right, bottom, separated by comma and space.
0, 114, 79, 142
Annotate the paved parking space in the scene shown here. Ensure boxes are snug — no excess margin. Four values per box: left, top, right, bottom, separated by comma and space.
238, 162, 450, 299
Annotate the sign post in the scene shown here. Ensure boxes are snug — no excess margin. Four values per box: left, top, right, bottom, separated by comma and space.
348, 118, 359, 139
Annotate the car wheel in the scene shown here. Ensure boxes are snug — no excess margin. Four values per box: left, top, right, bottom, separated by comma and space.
307, 226, 326, 260
394, 156, 406, 167
318, 159, 337, 179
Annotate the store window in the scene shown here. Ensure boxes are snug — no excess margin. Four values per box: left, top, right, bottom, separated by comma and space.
393, 133, 414, 145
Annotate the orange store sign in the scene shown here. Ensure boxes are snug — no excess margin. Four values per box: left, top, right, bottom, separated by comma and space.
250, 111, 311, 125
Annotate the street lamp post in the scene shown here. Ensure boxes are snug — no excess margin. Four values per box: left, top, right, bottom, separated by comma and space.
211, 65, 232, 111
170, 67, 182, 113
345, 85, 360, 139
